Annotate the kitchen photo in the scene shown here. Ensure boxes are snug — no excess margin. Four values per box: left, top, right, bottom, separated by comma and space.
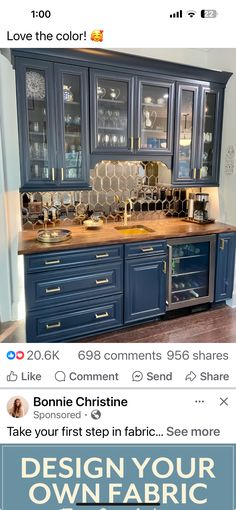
1, 47, 236, 343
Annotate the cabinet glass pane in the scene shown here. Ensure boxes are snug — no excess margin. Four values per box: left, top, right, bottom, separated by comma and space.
200, 92, 216, 179
63, 73, 82, 180
171, 242, 209, 305
96, 78, 128, 149
141, 84, 169, 150
26, 69, 50, 180
178, 90, 194, 178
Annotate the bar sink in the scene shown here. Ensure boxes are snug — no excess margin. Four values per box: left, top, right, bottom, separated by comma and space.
114, 225, 155, 235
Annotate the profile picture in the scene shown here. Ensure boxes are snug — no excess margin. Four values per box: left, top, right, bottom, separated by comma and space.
7, 396, 29, 418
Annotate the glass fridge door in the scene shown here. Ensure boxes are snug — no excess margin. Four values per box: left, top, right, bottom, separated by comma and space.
167, 236, 216, 309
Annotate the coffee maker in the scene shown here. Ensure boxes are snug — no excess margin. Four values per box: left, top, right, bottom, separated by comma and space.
186, 192, 213, 223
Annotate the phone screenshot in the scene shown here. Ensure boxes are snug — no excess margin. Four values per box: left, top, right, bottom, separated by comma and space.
0, 1, 236, 509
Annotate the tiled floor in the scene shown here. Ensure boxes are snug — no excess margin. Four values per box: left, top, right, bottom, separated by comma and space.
1, 305, 236, 343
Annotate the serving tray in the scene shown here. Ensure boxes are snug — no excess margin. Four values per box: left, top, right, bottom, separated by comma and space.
37, 229, 71, 243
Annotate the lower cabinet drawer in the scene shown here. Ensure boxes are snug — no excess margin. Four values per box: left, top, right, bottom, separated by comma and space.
25, 262, 123, 310
125, 240, 166, 258
26, 295, 123, 342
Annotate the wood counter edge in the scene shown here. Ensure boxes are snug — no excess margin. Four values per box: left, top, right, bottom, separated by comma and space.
18, 221, 236, 256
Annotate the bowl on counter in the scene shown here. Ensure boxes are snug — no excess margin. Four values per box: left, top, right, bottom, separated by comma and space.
83, 219, 103, 230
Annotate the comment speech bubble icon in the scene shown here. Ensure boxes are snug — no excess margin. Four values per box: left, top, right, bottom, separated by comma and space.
55, 371, 66, 382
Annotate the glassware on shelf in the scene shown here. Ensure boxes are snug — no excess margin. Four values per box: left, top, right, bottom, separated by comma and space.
63, 85, 74, 102
109, 88, 120, 100
97, 86, 106, 99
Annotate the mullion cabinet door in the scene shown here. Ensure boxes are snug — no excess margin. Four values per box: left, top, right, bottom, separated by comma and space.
197, 85, 224, 185
15, 58, 57, 190
54, 63, 90, 188
172, 83, 199, 185
136, 77, 174, 155
90, 69, 134, 154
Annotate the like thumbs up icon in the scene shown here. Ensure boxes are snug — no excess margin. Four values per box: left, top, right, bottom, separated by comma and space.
6, 371, 18, 382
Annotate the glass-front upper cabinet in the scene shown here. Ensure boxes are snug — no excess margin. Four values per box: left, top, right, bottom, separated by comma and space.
198, 86, 223, 184
173, 83, 224, 186
55, 64, 89, 187
136, 78, 174, 155
173, 84, 199, 184
90, 70, 134, 153
15, 58, 90, 190
15, 59, 56, 189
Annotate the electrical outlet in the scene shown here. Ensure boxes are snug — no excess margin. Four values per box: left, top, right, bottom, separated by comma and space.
225, 145, 235, 174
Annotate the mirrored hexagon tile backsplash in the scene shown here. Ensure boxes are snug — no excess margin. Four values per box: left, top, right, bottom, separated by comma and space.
21, 161, 192, 229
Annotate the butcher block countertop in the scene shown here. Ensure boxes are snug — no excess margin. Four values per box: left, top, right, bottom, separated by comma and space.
18, 218, 236, 256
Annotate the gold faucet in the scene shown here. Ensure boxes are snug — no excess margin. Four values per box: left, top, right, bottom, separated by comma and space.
123, 198, 133, 226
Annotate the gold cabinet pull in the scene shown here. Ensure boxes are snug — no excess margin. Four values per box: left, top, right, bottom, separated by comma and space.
95, 253, 109, 259
95, 312, 109, 319
96, 278, 109, 285
46, 321, 61, 330
45, 286, 61, 294
52, 167, 55, 181
193, 168, 197, 179
220, 238, 225, 250
163, 260, 167, 274
130, 137, 134, 150
138, 136, 141, 149
61, 167, 64, 181
45, 259, 61, 265
141, 247, 154, 253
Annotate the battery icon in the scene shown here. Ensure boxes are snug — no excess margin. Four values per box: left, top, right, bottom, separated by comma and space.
201, 9, 218, 17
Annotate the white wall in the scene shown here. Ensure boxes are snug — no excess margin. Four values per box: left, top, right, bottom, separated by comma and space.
0, 53, 22, 322
116, 48, 209, 68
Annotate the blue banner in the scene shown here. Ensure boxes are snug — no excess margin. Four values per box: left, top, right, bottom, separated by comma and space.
0, 444, 234, 509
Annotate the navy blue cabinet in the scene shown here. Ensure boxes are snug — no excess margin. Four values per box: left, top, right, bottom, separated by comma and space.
124, 241, 166, 324
15, 58, 90, 190
173, 83, 224, 186
90, 71, 174, 158
25, 244, 124, 342
215, 233, 236, 302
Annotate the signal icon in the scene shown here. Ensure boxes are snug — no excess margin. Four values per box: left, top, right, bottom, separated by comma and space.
170, 10, 183, 18
187, 10, 196, 17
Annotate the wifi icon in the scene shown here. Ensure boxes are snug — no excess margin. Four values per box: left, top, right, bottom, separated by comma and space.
187, 10, 196, 17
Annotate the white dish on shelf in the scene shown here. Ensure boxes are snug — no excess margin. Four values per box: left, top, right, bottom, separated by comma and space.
26, 71, 45, 100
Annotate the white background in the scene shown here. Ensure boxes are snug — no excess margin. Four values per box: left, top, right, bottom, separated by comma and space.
0, 0, 235, 48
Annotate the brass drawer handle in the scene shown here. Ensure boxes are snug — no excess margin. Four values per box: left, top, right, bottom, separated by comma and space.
141, 247, 154, 253
95, 312, 109, 319
96, 278, 109, 285
61, 167, 64, 181
52, 167, 55, 181
138, 136, 141, 149
130, 137, 134, 150
220, 238, 225, 250
46, 321, 61, 330
193, 168, 197, 179
163, 260, 167, 274
45, 286, 61, 294
95, 253, 109, 259
45, 260, 61, 265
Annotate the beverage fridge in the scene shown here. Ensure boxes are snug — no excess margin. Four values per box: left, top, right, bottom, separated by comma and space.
166, 235, 216, 310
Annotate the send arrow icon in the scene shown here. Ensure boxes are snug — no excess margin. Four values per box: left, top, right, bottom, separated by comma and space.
185, 371, 197, 382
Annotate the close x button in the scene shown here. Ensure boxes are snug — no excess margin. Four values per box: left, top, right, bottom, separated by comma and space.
219, 397, 229, 406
